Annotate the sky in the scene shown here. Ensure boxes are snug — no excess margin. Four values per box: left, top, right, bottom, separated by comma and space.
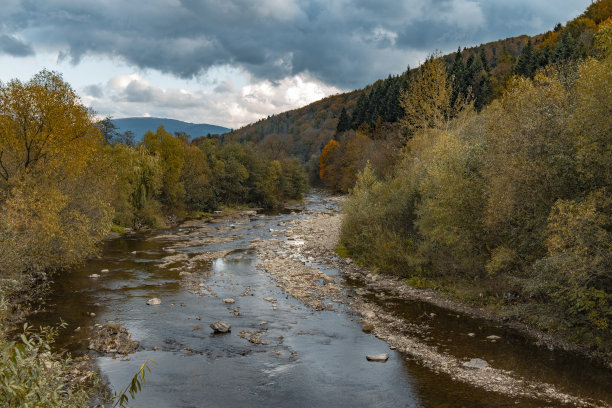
0, 0, 591, 129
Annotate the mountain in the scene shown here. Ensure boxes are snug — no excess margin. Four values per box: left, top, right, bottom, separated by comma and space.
223, 0, 611, 163
111, 117, 231, 141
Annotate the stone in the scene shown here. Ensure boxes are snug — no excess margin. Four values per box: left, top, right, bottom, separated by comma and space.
486, 335, 501, 340
210, 321, 231, 333
264, 297, 276, 302
467, 333, 476, 337
89, 274, 100, 279
100, 269, 109, 273
462, 358, 489, 369
179, 271, 192, 277
147, 298, 162, 305
366, 353, 389, 362
362, 323, 374, 333
88, 323, 139, 355
223, 298, 235, 304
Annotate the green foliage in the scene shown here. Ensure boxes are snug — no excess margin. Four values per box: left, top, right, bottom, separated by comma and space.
112, 360, 157, 408
341, 25, 612, 351
0, 323, 91, 408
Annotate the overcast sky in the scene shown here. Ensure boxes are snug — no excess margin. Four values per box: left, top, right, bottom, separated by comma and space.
0, 0, 590, 128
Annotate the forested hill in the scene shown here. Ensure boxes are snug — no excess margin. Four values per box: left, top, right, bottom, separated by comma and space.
220, 0, 611, 167
112, 117, 230, 142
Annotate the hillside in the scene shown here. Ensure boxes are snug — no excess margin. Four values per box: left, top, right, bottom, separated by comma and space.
112, 117, 230, 141
222, 0, 611, 168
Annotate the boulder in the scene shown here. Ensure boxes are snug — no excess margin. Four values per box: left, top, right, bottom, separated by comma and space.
366, 353, 389, 362
362, 323, 374, 333
147, 298, 162, 305
210, 321, 231, 333
88, 323, 139, 354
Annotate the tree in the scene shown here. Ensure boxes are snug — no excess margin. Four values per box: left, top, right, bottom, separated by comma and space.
143, 126, 185, 211
0, 70, 113, 280
336, 107, 351, 133
400, 55, 453, 136
516, 39, 535, 78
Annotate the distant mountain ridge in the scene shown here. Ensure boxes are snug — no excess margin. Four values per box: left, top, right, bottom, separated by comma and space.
112, 117, 230, 141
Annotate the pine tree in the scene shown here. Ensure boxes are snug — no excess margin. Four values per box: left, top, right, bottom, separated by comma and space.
336, 107, 351, 133
516, 39, 535, 77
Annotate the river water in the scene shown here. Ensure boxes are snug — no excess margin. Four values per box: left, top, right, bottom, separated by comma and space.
28, 192, 611, 407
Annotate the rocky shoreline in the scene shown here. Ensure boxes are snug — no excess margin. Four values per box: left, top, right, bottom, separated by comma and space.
254, 198, 609, 408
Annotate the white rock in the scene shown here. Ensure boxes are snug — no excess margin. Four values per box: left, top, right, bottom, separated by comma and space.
100, 269, 109, 273
89, 274, 100, 279
467, 333, 476, 337
264, 297, 277, 302
147, 298, 162, 305
366, 353, 389, 362
223, 298, 235, 304
462, 358, 489, 369
486, 335, 501, 340
210, 321, 231, 333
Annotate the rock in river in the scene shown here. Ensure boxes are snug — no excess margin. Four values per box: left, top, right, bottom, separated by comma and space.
362, 323, 374, 333
210, 321, 231, 333
88, 323, 139, 355
147, 298, 162, 305
366, 353, 389, 362
223, 298, 235, 304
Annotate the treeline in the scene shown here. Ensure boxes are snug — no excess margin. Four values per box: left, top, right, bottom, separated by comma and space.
0, 71, 308, 316
106, 126, 308, 229
340, 22, 612, 352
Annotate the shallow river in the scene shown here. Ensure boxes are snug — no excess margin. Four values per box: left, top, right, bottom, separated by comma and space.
29, 193, 611, 407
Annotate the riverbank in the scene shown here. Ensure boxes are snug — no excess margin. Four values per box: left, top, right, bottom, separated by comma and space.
255, 197, 610, 407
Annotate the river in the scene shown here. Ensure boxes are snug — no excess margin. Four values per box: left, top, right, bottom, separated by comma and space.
28, 192, 611, 407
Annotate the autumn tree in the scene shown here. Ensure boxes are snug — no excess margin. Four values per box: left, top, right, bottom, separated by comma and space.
0, 70, 113, 282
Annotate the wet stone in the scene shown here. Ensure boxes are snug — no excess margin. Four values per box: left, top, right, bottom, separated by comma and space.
210, 321, 231, 333
147, 298, 162, 305
88, 323, 139, 355
366, 353, 389, 362
462, 358, 489, 369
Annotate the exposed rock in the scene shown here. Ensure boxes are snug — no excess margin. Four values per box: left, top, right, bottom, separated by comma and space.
362, 323, 374, 333
264, 297, 276, 302
486, 335, 501, 340
463, 358, 489, 369
366, 353, 389, 362
467, 333, 476, 337
89, 274, 100, 279
88, 323, 139, 354
223, 298, 235, 304
100, 269, 109, 273
147, 298, 162, 305
210, 321, 231, 333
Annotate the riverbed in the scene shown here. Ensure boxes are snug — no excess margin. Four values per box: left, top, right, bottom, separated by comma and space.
29, 192, 611, 407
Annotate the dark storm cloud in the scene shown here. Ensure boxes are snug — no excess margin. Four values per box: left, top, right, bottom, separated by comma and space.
3, 0, 589, 89
0, 34, 34, 56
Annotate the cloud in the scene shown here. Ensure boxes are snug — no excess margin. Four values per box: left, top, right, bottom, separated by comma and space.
85, 72, 340, 128
0, 35, 34, 57
1, 1, 591, 90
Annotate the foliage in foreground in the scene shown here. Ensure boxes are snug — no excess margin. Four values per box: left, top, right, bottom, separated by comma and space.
341, 23, 612, 352
0, 324, 90, 407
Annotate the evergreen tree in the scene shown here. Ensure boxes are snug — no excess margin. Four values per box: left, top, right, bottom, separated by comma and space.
554, 29, 577, 62
336, 107, 351, 133
450, 47, 467, 106
516, 39, 535, 78
351, 92, 368, 128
